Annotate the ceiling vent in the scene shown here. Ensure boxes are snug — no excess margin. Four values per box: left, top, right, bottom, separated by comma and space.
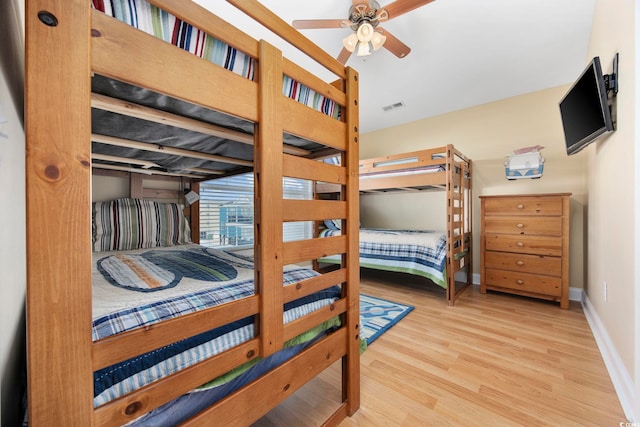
382, 101, 405, 112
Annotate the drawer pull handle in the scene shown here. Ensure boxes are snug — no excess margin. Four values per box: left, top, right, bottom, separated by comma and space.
516, 279, 525, 285
516, 223, 524, 228
516, 242, 524, 247
516, 260, 524, 266
517, 204, 524, 209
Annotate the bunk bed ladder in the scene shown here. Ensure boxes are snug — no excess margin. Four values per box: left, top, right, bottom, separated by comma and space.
445, 145, 455, 305
445, 145, 473, 306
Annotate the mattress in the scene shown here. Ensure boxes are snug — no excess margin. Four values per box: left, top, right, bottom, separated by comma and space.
319, 228, 448, 288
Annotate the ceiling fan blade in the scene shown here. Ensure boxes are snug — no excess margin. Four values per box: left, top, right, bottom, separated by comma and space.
337, 47, 352, 65
382, 0, 435, 20
292, 19, 349, 29
378, 27, 411, 58
353, 0, 370, 6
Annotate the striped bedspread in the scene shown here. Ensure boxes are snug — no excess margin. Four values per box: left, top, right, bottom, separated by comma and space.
320, 228, 448, 288
92, 0, 340, 119
92, 244, 340, 407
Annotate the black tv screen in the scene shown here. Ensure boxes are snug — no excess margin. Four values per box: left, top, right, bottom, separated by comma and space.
559, 56, 614, 155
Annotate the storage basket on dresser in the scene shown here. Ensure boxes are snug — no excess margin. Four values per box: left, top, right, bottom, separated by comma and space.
479, 193, 571, 309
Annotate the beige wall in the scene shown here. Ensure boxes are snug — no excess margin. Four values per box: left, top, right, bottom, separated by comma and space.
584, 0, 637, 408
91, 174, 185, 202
1, 0, 25, 425
361, 86, 587, 289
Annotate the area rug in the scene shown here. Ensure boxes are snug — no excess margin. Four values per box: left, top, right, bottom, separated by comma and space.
360, 294, 414, 345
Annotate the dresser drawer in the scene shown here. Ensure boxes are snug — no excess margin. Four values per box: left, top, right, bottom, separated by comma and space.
483, 196, 563, 216
485, 234, 562, 256
485, 268, 562, 296
484, 251, 561, 276
483, 216, 562, 236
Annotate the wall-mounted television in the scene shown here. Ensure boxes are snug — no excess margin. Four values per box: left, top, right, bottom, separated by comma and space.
559, 55, 617, 156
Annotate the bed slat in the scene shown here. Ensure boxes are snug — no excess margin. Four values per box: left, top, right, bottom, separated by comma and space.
91, 133, 253, 167
91, 93, 311, 157
283, 154, 347, 184
283, 235, 348, 265
360, 171, 447, 191
282, 97, 347, 150
283, 199, 347, 222
283, 269, 347, 303
284, 298, 347, 342
92, 296, 259, 370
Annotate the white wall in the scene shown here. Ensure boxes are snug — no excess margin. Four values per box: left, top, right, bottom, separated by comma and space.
583, 0, 637, 421
0, 0, 25, 425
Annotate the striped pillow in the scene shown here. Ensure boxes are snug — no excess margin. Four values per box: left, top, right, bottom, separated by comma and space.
93, 198, 191, 252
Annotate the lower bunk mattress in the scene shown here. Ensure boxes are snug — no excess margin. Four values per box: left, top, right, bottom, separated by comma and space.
319, 228, 448, 288
92, 244, 342, 424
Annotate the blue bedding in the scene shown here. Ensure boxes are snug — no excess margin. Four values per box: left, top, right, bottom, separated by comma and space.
320, 228, 448, 288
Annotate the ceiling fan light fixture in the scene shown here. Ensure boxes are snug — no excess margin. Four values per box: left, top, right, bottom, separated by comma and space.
356, 41, 372, 57
343, 33, 358, 52
371, 32, 387, 51
356, 22, 375, 42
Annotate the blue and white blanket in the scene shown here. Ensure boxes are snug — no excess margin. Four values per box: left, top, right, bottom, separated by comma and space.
319, 228, 448, 288
92, 244, 340, 407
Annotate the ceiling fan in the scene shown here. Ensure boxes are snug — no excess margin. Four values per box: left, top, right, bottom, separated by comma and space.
292, 0, 435, 64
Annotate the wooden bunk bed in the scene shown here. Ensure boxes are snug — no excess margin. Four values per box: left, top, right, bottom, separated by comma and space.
318, 145, 472, 306
26, 0, 360, 425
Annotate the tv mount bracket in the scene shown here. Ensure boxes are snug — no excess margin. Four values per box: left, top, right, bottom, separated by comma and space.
604, 52, 619, 96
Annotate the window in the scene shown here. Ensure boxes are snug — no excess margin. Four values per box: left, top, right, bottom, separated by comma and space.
199, 173, 312, 248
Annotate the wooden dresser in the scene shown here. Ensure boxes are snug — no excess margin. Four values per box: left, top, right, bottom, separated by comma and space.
480, 193, 571, 308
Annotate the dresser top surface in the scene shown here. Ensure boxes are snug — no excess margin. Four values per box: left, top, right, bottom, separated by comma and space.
479, 193, 572, 199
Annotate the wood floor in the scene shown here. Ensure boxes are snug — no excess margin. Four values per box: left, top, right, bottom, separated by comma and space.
254, 270, 626, 426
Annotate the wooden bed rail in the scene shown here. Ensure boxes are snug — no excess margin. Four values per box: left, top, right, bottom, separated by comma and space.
151, 0, 347, 100
227, 0, 347, 79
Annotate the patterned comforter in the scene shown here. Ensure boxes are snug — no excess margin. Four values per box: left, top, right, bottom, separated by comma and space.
320, 228, 448, 288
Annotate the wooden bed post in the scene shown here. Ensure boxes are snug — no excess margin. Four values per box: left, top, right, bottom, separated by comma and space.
466, 159, 473, 292
26, 0, 94, 424
255, 40, 285, 357
344, 66, 361, 415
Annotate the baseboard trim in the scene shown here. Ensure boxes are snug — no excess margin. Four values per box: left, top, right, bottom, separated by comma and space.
581, 290, 637, 422
569, 286, 582, 301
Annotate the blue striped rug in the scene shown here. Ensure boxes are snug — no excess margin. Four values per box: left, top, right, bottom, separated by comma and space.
360, 294, 414, 345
